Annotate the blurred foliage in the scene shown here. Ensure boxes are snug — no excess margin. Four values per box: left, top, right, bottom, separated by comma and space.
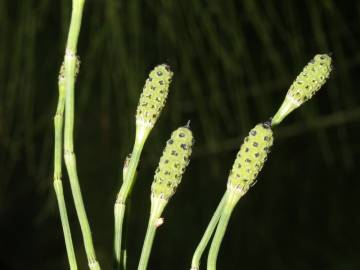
1, 0, 360, 269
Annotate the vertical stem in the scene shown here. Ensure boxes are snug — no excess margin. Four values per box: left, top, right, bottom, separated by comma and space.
137, 221, 157, 270
63, 0, 100, 269
207, 193, 239, 270
114, 125, 150, 270
190, 192, 228, 270
137, 197, 167, 270
121, 195, 132, 270
114, 200, 126, 270
53, 78, 78, 270
54, 181, 78, 270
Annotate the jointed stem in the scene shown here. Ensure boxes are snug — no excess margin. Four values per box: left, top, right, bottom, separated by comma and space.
114, 125, 150, 270
137, 197, 167, 270
207, 192, 239, 270
190, 193, 228, 270
62, 0, 100, 269
54, 181, 78, 270
114, 200, 126, 270
53, 78, 78, 270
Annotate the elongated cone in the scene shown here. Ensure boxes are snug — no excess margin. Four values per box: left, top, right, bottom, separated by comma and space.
272, 54, 332, 125
227, 122, 274, 195
136, 64, 173, 128
151, 125, 194, 201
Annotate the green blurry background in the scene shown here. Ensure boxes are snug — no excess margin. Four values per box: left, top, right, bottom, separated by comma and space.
1, 0, 360, 269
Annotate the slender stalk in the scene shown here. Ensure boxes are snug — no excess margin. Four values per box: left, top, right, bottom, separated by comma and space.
114, 202, 126, 270
122, 155, 136, 270
53, 75, 77, 270
190, 192, 228, 270
137, 197, 167, 270
137, 220, 157, 270
113, 163, 134, 270
271, 100, 294, 126
63, 0, 100, 269
114, 125, 150, 270
207, 192, 239, 270
121, 193, 132, 270
54, 181, 78, 270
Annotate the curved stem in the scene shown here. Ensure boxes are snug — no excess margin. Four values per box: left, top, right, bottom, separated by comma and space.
207, 192, 239, 270
190, 192, 228, 270
137, 197, 167, 270
114, 125, 150, 270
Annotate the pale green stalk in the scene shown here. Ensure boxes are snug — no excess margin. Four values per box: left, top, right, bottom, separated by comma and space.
137, 196, 167, 270
114, 125, 151, 270
207, 192, 240, 270
63, 0, 100, 269
113, 155, 136, 270
190, 193, 228, 270
53, 75, 78, 270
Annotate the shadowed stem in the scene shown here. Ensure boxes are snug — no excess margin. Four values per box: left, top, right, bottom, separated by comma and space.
207, 192, 239, 270
190, 192, 228, 270
137, 196, 167, 270
63, 0, 100, 269
114, 125, 151, 270
53, 78, 77, 270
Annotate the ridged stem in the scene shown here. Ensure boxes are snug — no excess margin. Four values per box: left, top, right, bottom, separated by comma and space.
137, 196, 167, 270
190, 193, 228, 270
63, 0, 100, 269
114, 124, 151, 270
53, 77, 77, 270
207, 192, 240, 270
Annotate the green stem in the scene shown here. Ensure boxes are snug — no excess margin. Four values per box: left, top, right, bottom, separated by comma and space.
114, 125, 151, 270
114, 202, 126, 270
207, 192, 239, 270
63, 0, 100, 269
121, 193, 132, 270
137, 197, 167, 270
271, 96, 297, 126
54, 181, 78, 270
53, 76, 78, 270
190, 193, 228, 270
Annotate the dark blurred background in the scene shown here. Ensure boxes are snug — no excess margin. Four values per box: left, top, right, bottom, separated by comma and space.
1, 0, 360, 269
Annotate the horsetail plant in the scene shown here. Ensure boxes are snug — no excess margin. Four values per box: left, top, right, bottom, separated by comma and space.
190, 194, 227, 270
53, 62, 79, 270
53, 0, 101, 268
114, 64, 173, 269
207, 122, 274, 270
51, 20, 333, 269
138, 124, 194, 270
272, 54, 332, 125
190, 122, 274, 270
120, 154, 137, 270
